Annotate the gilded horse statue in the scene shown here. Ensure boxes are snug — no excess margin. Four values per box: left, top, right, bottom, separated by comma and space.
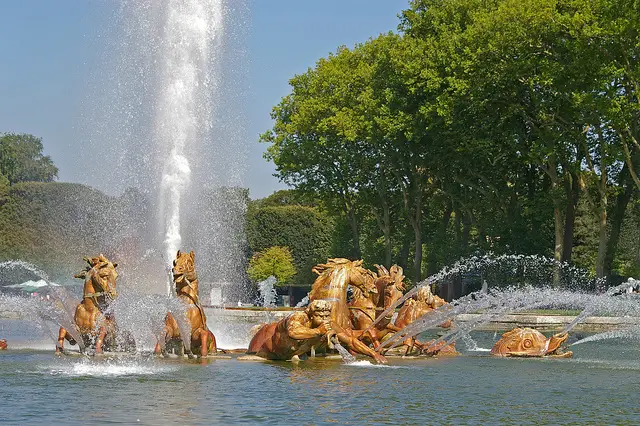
349, 264, 406, 349
56, 254, 119, 354
155, 250, 217, 358
248, 258, 387, 363
308, 258, 387, 363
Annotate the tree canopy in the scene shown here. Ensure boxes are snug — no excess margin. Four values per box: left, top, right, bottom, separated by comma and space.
260, 0, 640, 284
247, 246, 296, 286
0, 133, 58, 185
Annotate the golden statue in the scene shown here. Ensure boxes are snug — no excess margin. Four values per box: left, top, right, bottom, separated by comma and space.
391, 285, 458, 356
155, 250, 217, 358
247, 299, 335, 360
249, 258, 387, 363
349, 264, 406, 349
491, 327, 572, 358
0, 339, 7, 350
308, 258, 387, 363
56, 254, 119, 354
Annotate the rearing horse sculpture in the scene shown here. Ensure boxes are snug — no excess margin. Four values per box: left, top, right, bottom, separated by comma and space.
155, 250, 217, 358
56, 254, 119, 354
349, 264, 406, 349
309, 258, 387, 363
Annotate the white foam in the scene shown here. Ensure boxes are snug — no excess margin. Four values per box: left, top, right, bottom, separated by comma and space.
48, 360, 177, 377
346, 360, 404, 368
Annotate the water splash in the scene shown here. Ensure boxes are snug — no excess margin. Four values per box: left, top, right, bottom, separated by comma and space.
333, 341, 356, 364
295, 295, 310, 308
365, 253, 601, 338
0, 260, 50, 282
559, 280, 640, 334
381, 286, 601, 353
149, 0, 226, 296
48, 357, 177, 377
257, 276, 277, 308
0, 292, 84, 350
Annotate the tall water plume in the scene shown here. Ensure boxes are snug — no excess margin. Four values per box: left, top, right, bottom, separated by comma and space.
154, 1, 223, 295
80, 0, 250, 298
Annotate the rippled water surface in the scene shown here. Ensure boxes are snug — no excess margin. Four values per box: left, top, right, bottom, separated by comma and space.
1, 331, 639, 425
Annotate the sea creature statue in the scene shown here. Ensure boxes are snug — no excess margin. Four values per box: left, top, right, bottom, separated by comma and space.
349, 264, 406, 348
155, 250, 217, 358
0, 339, 7, 350
391, 285, 458, 356
56, 254, 119, 354
490, 327, 572, 358
247, 299, 335, 360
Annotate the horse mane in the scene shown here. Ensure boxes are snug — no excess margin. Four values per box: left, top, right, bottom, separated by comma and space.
310, 258, 374, 301
74, 254, 116, 280
173, 250, 200, 304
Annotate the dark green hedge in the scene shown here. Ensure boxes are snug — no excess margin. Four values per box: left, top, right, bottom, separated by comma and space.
246, 205, 333, 286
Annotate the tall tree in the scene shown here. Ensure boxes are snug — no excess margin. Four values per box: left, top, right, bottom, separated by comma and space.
0, 133, 58, 185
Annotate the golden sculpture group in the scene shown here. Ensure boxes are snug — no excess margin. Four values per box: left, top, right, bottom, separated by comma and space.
52, 253, 572, 362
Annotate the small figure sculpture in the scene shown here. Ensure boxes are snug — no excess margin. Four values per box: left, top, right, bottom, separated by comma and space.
0, 339, 7, 350
490, 327, 572, 358
247, 299, 335, 360
56, 255, 119, 354
155, 250, 217, 358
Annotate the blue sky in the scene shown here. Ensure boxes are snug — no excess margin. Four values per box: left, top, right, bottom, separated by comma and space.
0, 1, 405, 199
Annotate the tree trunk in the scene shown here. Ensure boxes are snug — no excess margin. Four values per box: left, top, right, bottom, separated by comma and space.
544, 157, 563, 264
561, 172, 580, 263
595, 157, 608, 278
427, 202, 452, 276
462, 213, 471, 253
553, 202, 563, 263
397, 228, 412, 271
345, 206, 361, 259
409, 186, 424, 282
454, 207, 461, 243
603, 167, 634, 279
413, 220, 423, 282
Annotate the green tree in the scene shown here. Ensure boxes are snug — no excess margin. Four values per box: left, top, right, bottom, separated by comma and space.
246, 204, 333, 285
247, 246, 296, 285
0, 133, 58, 185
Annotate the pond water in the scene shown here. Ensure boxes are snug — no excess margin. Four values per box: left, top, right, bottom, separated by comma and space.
1, 329, 638, 425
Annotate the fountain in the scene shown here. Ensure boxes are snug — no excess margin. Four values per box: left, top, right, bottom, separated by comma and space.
79, 0, 248, 301
257, 275, 277, 308
0, 0, 251, 356
1, 0, 640, 422
2, 248, 640, 423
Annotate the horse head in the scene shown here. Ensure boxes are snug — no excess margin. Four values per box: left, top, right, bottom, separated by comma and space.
172, 250, 198, 295
75, 254, 118, 307
310, 258, 378, 330
374, 264, 406, 312
311, 258, 377, 299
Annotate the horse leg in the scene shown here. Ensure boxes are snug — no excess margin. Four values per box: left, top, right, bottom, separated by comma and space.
404, 337, 415, 356
199, 329, 209, 357
368, 329, 381, 350
208, 330, 217, 354
154, 325, 169, 355
95, 326, 107, 354
337, 331, 387, 364
56, 327, 67, 353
